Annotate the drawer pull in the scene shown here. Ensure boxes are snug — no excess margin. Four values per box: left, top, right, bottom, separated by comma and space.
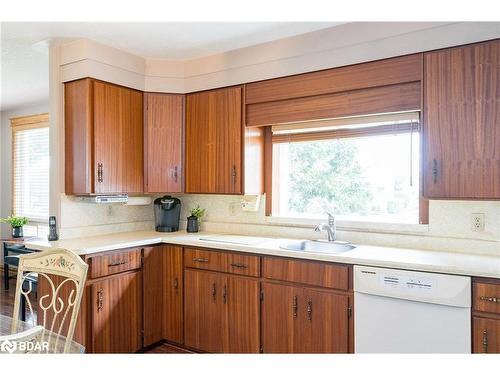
479, 296, 500, 303
482, 330, 488, 353
193, 258, 209, 263
108, 260, 127, 267
230, 263, 247, 269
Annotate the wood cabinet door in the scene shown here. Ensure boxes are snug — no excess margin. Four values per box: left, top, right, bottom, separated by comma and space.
93, 81, 143, 193
214, 86, 242, 194
163, 246, 184, 344
92, 271, 142, 353
473, 317, 500, 353
223, 276, 260, 353
142, 247, 163, 346
185, 86, 242, 194
301, 289, 349, 353
261, 282, 302, 353
424, 40, 500, 198
185, 89, 214, 193
184, 269, 224, 352
144, 93, 184, 193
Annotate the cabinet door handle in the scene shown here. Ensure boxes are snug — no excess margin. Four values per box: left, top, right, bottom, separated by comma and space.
482, 330, 489, 353
223, 284, 227, 304
231, 165, 237, 186
211, 283, 216, 301
173, 166, 178, 183
173, 277, 179, 293
97, 163, 103, 183
307, 300, 312, 321
479, 296, 500, 303
432, 159, 438, 184
193, 258, 209, 263
292, 295, 298, 318
230, 263, 247, 269
97, 288, 104, 312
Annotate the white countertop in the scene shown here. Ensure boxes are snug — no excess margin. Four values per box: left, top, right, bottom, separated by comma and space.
25, 230, 500, 279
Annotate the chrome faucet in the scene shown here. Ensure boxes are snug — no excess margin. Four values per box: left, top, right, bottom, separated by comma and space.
314, 213, 336, 241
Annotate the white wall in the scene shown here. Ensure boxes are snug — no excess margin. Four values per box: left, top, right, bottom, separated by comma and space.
0, 102, 49, 237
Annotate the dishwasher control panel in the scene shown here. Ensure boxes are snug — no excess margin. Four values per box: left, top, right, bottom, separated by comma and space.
354, 265, 471, 307
380, 274, 435, 291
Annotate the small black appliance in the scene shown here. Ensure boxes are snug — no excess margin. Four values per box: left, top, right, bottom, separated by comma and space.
48, 216, 59, 241
154, 196, 181, 232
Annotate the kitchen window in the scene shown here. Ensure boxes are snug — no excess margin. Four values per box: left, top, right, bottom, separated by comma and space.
11, 114, 50, 237
269, 112, 425, 224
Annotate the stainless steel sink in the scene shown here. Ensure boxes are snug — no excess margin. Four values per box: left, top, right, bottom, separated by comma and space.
279, 240, 356, 253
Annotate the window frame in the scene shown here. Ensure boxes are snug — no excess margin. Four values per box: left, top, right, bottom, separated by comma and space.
10, 113, 50, 230
264, 114, 429, 225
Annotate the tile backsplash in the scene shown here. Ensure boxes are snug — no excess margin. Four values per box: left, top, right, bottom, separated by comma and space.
59, 193, 500, 256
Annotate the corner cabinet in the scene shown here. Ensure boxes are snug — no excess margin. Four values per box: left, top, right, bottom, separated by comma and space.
423, 39, 500, 199
185, 86, 264, 194
144, 93, 184, 193
64, 78, 144, 194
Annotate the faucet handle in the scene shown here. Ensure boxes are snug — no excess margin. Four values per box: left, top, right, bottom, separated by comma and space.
326, 212, 335, 226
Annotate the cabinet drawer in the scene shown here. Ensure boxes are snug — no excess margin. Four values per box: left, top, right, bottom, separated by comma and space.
89, 248, 142, 279
473, 281, 500, 314
263, 257, 349, 290
184, 248, 260, 277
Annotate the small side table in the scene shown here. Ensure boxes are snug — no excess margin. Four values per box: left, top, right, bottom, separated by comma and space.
1, 237, 37, 290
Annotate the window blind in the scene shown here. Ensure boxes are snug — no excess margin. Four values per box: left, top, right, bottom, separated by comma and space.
271, 111, 420, 143
12, 124, 50, 223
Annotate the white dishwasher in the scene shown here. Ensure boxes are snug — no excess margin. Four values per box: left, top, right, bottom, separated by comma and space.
354, 265, 471, 353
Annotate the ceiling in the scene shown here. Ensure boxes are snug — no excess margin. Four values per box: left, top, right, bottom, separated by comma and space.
0, 22, 341, 111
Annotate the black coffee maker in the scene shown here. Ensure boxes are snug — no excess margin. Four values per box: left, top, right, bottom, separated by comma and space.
154, 196, 181, 232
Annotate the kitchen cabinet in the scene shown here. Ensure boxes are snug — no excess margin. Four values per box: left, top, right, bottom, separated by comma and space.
162, 245, 184, 344
473, 317, 500, 353
185, 86, 242, 194
91, 270, 143, 353
184, 269, 225, 352
65, 78, 144, 194
184, 268, 260, 353
144, 93, 184, 193
423, 39, 500, 199
261, 282, 350, 353
472, 278, 500, 353
185, 86, 264, 194
143, 245, 184, 346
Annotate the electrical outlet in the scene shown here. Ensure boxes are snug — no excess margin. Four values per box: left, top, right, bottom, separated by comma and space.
471, 213, 485, 232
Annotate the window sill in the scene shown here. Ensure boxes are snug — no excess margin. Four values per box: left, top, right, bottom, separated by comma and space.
264, 216, 429, 235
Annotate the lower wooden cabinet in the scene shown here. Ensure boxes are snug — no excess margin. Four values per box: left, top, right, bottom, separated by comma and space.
163, 246, 184, 344
92, 270, 143, 353
473, 317, 500, 353
261, 282, 350, 353
184, 268, 260, 353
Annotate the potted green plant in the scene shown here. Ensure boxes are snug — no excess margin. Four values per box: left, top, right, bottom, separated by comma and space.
1, 216, 29, 238
186, 205, 206, 233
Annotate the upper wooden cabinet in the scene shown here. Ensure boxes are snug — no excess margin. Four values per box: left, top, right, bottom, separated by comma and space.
144, 93, 184, 193
65, 79, 144, 194
185, 86, 264, 194
424, 40, 500, 199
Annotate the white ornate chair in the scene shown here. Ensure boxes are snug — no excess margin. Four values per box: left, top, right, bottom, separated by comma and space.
11, 248, 88, 353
